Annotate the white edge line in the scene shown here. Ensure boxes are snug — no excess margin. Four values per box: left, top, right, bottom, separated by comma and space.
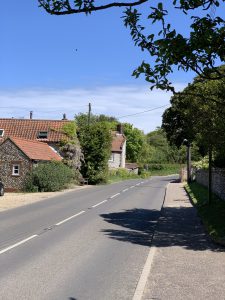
133, 182, 169, 300
92, 200, 107, 208
55, 210, 85, 226
110, 193, 120, 199
0, 235, 38, 255
122, 188, 129, 192
132, 246, 156, 300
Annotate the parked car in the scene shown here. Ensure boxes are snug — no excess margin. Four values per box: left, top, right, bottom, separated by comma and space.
0, 181, 4, 196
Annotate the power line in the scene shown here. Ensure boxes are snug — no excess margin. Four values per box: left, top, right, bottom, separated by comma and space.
117, 104, 169, 119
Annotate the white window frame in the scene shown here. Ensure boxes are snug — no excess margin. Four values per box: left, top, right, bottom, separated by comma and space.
0, 129, 4, 137
109, 153, 115, 162
12, 164, 20, 176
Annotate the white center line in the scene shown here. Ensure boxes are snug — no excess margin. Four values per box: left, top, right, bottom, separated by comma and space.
110, 193, 120, 199
130, 186, 135, 189
136, 183, 140, 186
55, 210, 85, 226
122, 188, 129, 192
92, 200, 107, 208
0, 235, 38, 255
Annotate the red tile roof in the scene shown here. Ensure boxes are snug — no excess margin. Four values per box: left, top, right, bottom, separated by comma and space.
9, 137, 62, 161
125, 163, 138, 169
0, 119, 71, 142
111, 131, 126, 152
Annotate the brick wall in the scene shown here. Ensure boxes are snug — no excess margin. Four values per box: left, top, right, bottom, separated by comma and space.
0, 139, 31, 191
196, 168, 225, 201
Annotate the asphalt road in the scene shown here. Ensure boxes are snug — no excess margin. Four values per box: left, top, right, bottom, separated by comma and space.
0, 176, 176, 300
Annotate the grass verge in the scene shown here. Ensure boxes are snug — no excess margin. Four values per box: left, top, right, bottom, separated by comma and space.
108, 168, 150, 184
149, 163, 182, 176
185, 182, 225, 245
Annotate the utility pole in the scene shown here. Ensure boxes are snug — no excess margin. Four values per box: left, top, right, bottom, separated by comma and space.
183, 139, 191, 184
208, 145, 212, 205
88, 102, 91, 126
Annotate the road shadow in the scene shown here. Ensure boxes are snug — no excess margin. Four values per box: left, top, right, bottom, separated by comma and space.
100, 205, 225, 252
101, 208, 159, 247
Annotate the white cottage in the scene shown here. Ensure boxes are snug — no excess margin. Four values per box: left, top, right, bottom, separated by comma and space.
108, 130, 126, 169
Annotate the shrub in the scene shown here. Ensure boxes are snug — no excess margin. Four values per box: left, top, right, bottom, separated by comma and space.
25, 161, 74, 192
108, 168, 140, 182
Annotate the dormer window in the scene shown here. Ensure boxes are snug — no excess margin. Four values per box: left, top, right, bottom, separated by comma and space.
0, 129, 4, 137
37, 131, 48, 139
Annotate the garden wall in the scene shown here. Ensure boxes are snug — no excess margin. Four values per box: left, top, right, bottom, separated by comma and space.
195, 168, 225, 201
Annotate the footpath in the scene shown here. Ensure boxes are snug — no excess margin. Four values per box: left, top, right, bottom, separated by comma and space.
142, 181, 225, 300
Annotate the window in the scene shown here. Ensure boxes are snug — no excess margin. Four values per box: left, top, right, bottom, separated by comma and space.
12, 165, 20, 176
0, 129, 4, 137
37, 131, 48, 139
109, 153, 114, 162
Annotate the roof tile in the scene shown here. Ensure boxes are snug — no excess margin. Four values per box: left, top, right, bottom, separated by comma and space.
0, 119, 71, 142
9, 137, 62, 161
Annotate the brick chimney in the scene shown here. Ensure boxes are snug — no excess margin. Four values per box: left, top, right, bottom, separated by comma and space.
117, 123, 123, 134
62, 113, 67, 120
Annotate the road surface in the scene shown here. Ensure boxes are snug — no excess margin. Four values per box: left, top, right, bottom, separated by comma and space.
0, 176, 176, 300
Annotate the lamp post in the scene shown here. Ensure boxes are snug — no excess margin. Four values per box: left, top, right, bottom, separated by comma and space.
183, 139, 191, 184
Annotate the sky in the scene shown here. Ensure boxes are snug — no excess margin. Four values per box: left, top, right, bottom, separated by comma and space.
0, 1, 224, 133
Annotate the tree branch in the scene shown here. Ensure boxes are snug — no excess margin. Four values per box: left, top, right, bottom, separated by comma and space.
38, 0, 148, 15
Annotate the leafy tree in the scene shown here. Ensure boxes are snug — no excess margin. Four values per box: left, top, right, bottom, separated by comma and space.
146, 127, 201, 163
75, 113, 118, 130
39, 1, 225, 92
162, 70, 225, 165
123, 123, 146, 162
76, 120, 112, 184
60, 122, 84, 179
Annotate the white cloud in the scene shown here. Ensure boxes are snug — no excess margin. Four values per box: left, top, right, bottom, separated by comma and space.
0, 84, 186, 133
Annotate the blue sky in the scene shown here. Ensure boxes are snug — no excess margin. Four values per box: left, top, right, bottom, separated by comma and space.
1, 1, 224, 132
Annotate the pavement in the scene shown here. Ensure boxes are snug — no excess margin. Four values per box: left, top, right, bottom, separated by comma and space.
142, 181, 225, 300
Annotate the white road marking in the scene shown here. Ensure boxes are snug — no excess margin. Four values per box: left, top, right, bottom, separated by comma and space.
0, 235, 38, 255
132, 246, 156, 300
136, 183, 140, 186
110, 193, 120, 199
92, 200, 107, 208
55, 211, 85, 226
122, 188, 129, 192
130, 185, 135, 189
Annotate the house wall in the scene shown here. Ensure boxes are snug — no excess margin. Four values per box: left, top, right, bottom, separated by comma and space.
195, 168, 225, 201
121, 140, 126, 168
109, 140, 126, 169
108, 152, 122, 169
0, 140, 31, 191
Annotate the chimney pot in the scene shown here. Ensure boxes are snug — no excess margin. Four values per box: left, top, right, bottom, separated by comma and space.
117, 123, 123, 134
62, 113, 67, 120
30, 111, 33, 120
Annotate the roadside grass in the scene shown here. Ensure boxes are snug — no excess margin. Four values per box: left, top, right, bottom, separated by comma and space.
149, 164, 182, 176
108, 169, 141, 183
185, 182, 225, 244
107, 164, 181, 183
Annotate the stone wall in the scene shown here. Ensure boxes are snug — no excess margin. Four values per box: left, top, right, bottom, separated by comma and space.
0, 139, 31, 191
195, 168, 225, 201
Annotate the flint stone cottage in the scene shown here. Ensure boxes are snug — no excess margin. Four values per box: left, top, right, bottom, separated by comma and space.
0, 137, 62, 192
0, 118, 71, 191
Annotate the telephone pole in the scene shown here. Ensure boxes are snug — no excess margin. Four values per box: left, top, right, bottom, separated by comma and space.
88, 103, 91, 126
